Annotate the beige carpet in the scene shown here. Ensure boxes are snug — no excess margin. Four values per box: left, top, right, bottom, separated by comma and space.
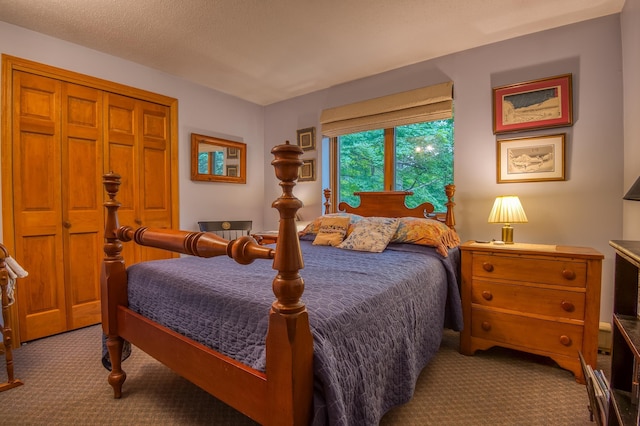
0, 325, 602, 425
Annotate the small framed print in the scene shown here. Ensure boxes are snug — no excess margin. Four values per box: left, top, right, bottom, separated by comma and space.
493, 74, 573, 134
297, 127, 316, 151
298, 159, 315, 182
227, 147, 239, 159
226, 165, 238, 177
497, 133, 565, 183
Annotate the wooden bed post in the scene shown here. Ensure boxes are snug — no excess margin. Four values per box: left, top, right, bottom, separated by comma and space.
266, 141, 313, 425
0, 244, 24, 392
444, 184, 456, 229
101, 172, 128, 398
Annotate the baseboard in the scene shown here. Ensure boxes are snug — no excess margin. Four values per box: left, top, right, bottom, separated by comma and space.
598, 321, 612, 355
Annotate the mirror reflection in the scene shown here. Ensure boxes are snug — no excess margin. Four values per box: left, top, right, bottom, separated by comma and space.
191, 133, 246, 183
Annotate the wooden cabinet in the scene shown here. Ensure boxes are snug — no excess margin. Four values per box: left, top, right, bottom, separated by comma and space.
608, 240, 640, 425
460, 241, 603, 383
2, 56, 178, 343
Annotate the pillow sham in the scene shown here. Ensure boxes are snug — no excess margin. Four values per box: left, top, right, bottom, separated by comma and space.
300, 213, 363, 236
390, 217, 460, 257
313, 216, 351, 246
337, 217, 399, 253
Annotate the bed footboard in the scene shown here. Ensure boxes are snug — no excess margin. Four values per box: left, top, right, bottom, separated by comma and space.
101, 141, 313, 425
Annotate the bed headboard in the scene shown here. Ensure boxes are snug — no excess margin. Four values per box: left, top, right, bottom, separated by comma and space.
322, 186, 456, 229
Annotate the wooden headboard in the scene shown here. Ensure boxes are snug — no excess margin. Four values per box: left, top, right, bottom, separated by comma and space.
322, 186, 456, 229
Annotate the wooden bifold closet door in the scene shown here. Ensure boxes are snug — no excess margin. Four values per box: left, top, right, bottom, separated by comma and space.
3, 56, 178, 343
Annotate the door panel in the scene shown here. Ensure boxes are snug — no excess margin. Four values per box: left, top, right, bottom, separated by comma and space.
61, 82, 103, 329
139, 101, 172, 262
13, 71, 66, 341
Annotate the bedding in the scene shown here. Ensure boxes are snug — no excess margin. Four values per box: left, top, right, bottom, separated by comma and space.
124, 239, 462, 425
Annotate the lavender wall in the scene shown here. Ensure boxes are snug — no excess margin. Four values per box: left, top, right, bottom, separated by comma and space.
264, 15, 626, 322
0, 21, 268, 234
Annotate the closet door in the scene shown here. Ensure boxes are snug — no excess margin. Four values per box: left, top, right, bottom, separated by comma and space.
12, 71, 66, 341
12, 72, 104, 341
105, 94, 173, 264
61, 82, 103, 329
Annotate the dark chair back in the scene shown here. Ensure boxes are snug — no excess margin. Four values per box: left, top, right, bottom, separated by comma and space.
197, 220, 252, 240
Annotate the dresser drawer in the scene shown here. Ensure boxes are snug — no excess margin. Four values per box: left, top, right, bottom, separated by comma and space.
471, 308, 584, 357
472, 254, 587, 287
471, 279, 585, 320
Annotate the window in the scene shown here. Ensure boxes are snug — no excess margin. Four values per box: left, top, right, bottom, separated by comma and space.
335, 118, 454, 212
321, 82, 454, 213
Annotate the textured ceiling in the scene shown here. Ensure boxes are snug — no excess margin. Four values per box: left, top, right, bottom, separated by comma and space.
0, 0, 625, 105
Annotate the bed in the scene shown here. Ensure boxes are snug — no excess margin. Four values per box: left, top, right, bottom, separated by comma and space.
101, 141, 462, 425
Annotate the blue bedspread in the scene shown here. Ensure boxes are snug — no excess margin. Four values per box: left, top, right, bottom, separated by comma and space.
126, 241, 462, 425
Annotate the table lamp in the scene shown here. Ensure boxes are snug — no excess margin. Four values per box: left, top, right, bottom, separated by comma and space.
623, 176, 640, 201
488, 195, 528, 244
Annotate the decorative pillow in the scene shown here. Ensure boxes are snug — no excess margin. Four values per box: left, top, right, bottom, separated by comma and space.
300, 213, 363, 236
337, 217, 400, 253
313, 216, 351, 246
390, 217, 460, 257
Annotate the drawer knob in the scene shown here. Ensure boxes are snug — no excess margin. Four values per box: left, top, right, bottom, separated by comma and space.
560, 300, 575, 312
482, 291, 493, 301
559, 335, 572, 346
562, 269, 576, 280
481, 321, 491, 331
482, 262, 494, 272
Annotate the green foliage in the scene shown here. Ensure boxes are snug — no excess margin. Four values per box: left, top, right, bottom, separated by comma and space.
338, 119, 454, 212
338, 129, 385, 207
395, 120, 454, 211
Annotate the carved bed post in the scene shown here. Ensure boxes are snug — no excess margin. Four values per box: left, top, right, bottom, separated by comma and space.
444, 184, 456, 229
101, 172, 127, 398
266, 141, 313, 425
323, 188, 331, 214
0, 244, 23, 392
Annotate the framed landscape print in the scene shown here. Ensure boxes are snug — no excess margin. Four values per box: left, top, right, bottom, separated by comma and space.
493, 74, 573, 134
497, 134, 565, 183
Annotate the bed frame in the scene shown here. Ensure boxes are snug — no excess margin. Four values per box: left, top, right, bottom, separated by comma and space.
101, 141, 456, 425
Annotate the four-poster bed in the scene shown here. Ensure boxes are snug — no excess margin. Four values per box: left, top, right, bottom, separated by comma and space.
101, 141, 461, 425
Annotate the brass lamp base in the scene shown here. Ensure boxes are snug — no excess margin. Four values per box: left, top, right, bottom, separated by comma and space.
501, 225, 514, 244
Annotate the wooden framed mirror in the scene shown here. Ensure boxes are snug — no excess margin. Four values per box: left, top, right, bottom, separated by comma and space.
191, 133, 246, 183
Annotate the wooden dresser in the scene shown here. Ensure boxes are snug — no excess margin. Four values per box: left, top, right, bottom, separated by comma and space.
459, 241, 603, 383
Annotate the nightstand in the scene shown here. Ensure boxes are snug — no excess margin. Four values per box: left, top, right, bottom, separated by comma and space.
459, 241, 603, 383
251, 232, 278, 245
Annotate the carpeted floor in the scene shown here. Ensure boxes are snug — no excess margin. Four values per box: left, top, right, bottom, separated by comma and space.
0, 325, 603, 425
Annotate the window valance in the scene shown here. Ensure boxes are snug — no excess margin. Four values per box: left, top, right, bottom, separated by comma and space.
320, 81, 453, 137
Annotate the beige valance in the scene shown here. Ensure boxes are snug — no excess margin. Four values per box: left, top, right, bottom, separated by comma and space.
320, 81, 453, 137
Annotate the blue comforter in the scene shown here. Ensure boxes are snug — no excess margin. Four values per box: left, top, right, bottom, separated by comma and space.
126, 240, 462, 425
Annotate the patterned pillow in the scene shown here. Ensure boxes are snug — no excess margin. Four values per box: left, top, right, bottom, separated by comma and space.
300, 213, 363, 236
390, 217, 460, 257
337, 217, 400, 253
313, 216, 351, 246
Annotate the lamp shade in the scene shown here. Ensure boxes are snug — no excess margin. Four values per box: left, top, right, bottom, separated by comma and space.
488, 196, 528, 224
623, 176, 640, 201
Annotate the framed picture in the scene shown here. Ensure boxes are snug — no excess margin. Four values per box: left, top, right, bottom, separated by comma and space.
227, 147, 239, 159
298, 159, 315, 182
493, 74, 573, 134
226, 165, 238, 177
497, 133, 565, 183
296, 127, 316, 151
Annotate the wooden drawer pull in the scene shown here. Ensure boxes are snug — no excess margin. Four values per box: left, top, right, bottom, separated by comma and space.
481, 321, 491, 331
560, 300, 575, 312
559, 335, 572, 346
482, 291, 493, 301
482, 262, 494, 272
561, 269, 576, 280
